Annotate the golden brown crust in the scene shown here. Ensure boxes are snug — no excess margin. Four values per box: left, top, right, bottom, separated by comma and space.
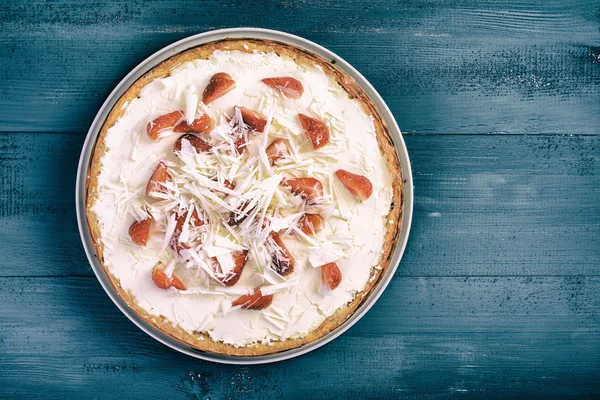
85, 38, 404, 356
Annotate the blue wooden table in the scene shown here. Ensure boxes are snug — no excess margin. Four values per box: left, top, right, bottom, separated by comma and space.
1, 1, 599, 398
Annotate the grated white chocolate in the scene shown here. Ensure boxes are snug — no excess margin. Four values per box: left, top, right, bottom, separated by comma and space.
92, 50, 393, 347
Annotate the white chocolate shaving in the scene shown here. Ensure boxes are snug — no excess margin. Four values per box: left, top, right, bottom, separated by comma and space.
93, 49, 394, 348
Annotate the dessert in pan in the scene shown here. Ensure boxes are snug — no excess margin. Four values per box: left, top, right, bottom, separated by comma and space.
86, 39, 403, 355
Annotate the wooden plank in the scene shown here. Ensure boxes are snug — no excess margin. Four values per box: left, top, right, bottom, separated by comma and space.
1, 1, 599, 397
1, 132, 598, 277
0, 276, 598, 398
0, 132, 86, 278
1, 1, 599, 134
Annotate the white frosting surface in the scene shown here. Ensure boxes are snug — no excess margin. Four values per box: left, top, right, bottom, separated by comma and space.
93, 50, 393, 347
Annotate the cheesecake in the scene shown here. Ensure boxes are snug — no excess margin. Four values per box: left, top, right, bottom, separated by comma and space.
86, 39, 403, 356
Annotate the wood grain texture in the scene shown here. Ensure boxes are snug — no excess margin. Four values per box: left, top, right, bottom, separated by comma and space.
1, 0, 600, 397
0, 276, 598, 399
0, 0, 599, 134
0, 132, 598, 278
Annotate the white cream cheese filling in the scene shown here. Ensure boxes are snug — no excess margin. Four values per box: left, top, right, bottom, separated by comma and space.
93, 50, 393, 347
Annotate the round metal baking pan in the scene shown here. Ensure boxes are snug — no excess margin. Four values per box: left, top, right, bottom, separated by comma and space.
75, 28, 413, 364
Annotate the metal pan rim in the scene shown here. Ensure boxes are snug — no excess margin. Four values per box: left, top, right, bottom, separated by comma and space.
75, 27, 414, 365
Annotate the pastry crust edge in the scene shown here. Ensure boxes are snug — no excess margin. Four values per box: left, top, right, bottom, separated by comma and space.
85, 38, 404, 357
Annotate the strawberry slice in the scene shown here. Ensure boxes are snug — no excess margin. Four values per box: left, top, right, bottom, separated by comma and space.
214, 250, 248, 287
262, 77, 304, 99
232, 133, 246, 155
151, 266, 171, 289
266, 138, 290, 165
145, 160, 171, 200
172, 209, 204, 235
236, 106, 267, 132
335, 169, 373, 201
170, 238, 190, 254
267, 231, 295, 276
297, 214, 324, 236
182, 208, 205, 228
202, 72, 236, 104
173, 133, 212, 154
152, 264, 187, 291
128, 216, 154, 246
321, 262, 342, 290
223, 180, 235, 190
173, 115, 213, 133
224, 114, 247, 155
232, 288, 273, 310
298, 113, 329, 149
281, 177, 323, 201
147, 111, 184, 141
228, 201, 255, 226
209, 178, 235, 193
169, 209, 204, 253
170, 275, 187, 291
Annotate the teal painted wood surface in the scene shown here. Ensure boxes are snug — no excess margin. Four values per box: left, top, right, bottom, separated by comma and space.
2, 0, 600, 135
1, 133, 599, 278
1, 276, 598, 399
1, 0, 599, 398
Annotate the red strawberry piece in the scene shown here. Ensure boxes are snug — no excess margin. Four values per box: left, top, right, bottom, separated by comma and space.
213, 250, 248, 287
266, 138, 291, 165
151, 266, 172, 289
169, 225, 189, 253
298, 113, 329, 149
223, 180, 235, 190
128, 216, 154, 246
173, 133, 212, 154
236, 106, 267, 132
173, 114, 213, 133
145, 160, 171, 200
169, 209, 204, 253
321, 262, 342, 290
173, 208, 204, 232
170, 238, 190, 254
335, 169, 373, 201
228, 201, 254, 226
202, 72, 236, 104
209, 178, 235, 193
262, 77, 304, 99
232, 288, 273, 310
297, 214, 324, 236
224, 114, 247, 155
281, 177, 323, 201
267, 231, 295, 276
170, 275, 187, 291
233, 134, 246, 155
152, 264, 187, 291
182, 208, 205, 228
147, 111, 184, 141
